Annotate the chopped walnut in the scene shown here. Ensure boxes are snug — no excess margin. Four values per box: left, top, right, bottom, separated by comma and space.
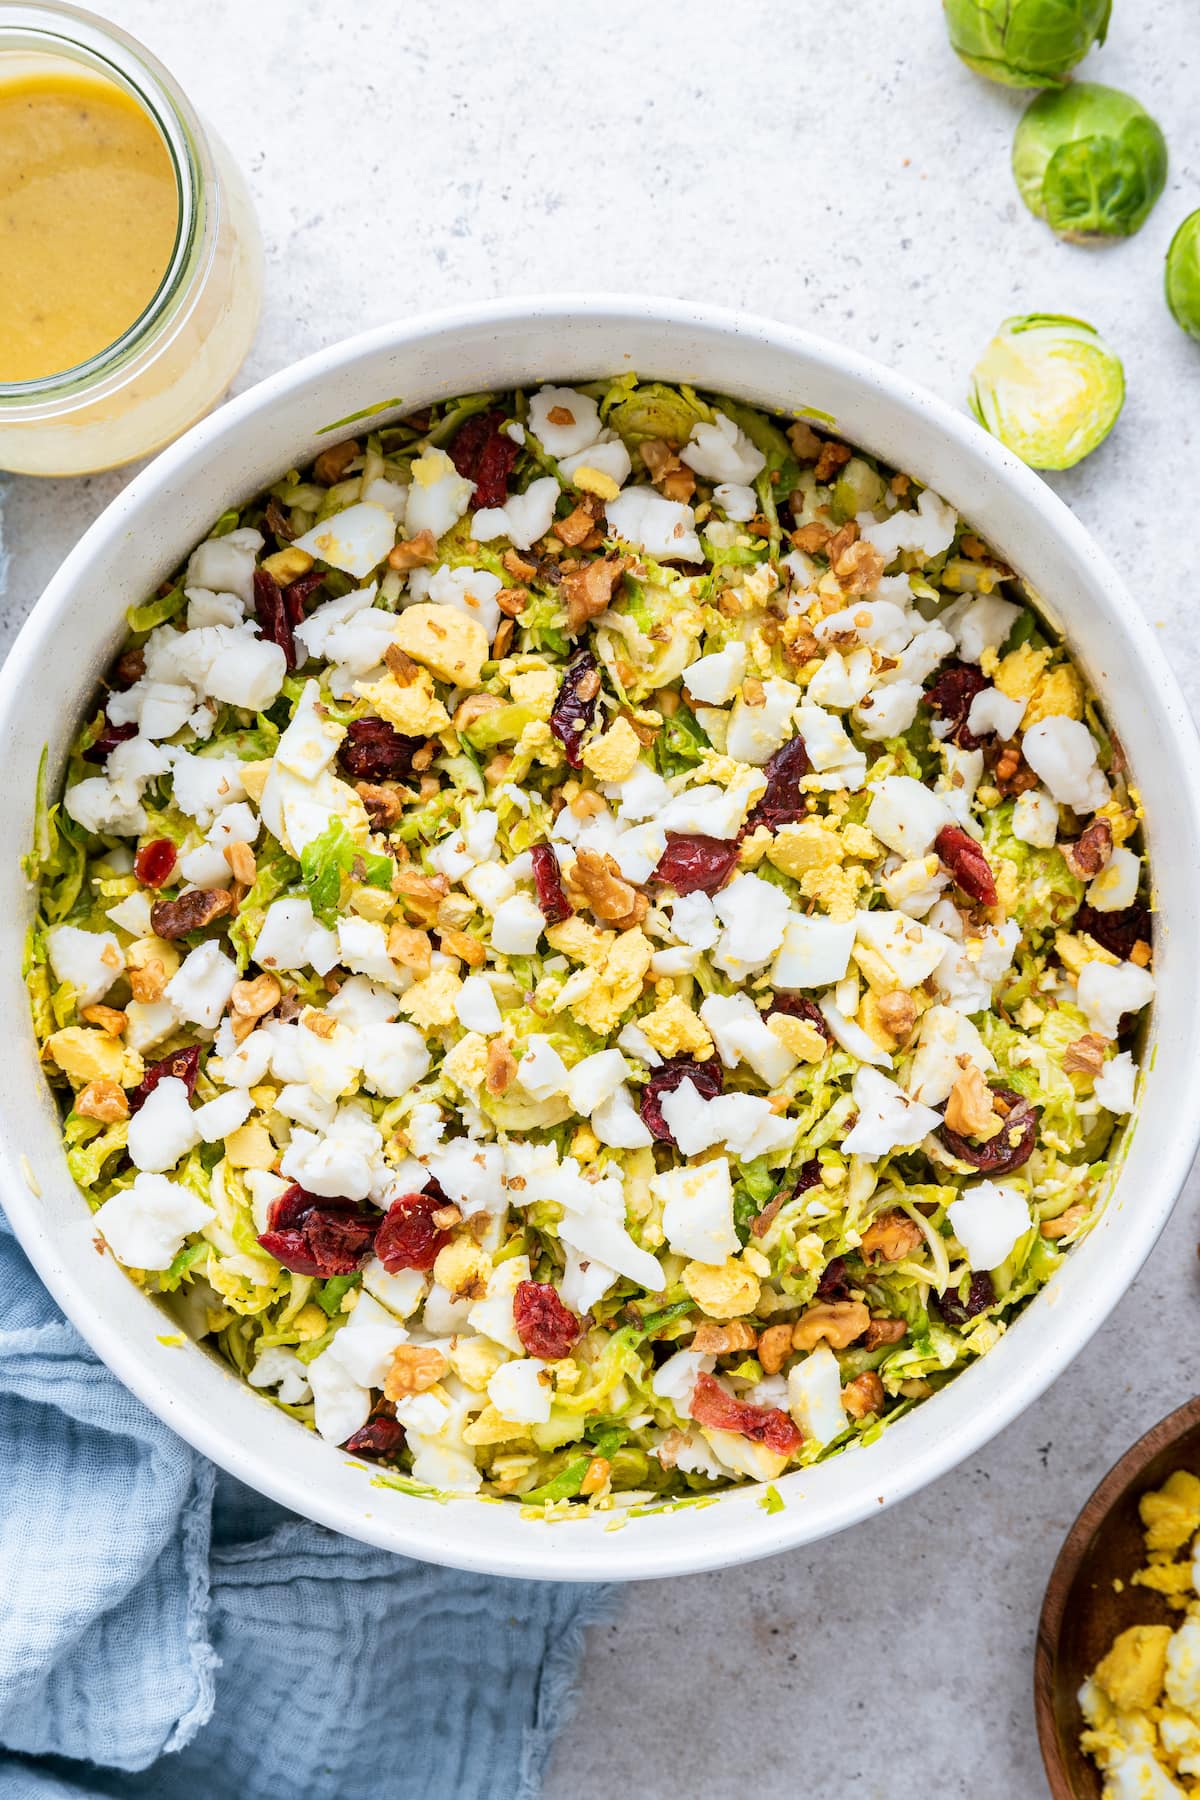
80, 1004, 126, 1036
791, 1299, 870, 1352
129, 959, 167, 1003
393, 866, 450, 924
383, 643, 420, 682
757, 1322, 796, 1375
992, 741, 1039, 797
313, 437, 359, 485
486, 1038, 517, 1096
230, 971, 281, 1042
639, 438, 683, 483
1063, 819, 1114, 881
787, 420, 823, 462
691, 1320, 758, 1356
224, 840, 257, 888
75, 1079, 129, 1123
557, 504, 598, 548
562, 554, 630, 634
660, 466, 696, 504
790, 521, 833, 555
825, 521, 859, 564
387, 528, 438, 572
492, 619, 515, 659
579, 1456, 611, 1497
502, 548, 536, 581
1063, 1033, 1109, 1076
439, 926, 486, 968
571, 847, 648, 928
497, 585, 528, 618
656, 1427, 688, 1470
813, 440, 853, 483
383, 1344, 448, 1401
546, 404, 574, 427
860, 1210, 923, 1264
943, 1059, 1002, 1140
1041, 1202, 1089, 1240
842, 1371, 885, 1420
863, 1315, 908, 1352
834, 538, 886, 595
1130, 939, 1152, 968
387, 924, 432, 976
303, 1010, 337, 1039
874, 989, 917, 1045
742, 676, 766, 707
453, 693, 503, 732
150, 888, 233, 938
356, 781, 405, 829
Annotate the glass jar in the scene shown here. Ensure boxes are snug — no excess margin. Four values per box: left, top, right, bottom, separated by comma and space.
0, 1, 263, 476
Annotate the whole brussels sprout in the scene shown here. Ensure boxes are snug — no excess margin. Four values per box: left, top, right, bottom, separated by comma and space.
1165, 210, 1200, 342
943, 0, 1111, 88
968, 314, 1124, 471
1013, 84, 1168, 240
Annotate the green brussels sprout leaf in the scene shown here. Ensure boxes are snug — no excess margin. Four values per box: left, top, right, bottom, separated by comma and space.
1013, 84, 1168, 241
1165, 210, 1200, 343
943, 0, 1111, 89
967, 314, 1124, 471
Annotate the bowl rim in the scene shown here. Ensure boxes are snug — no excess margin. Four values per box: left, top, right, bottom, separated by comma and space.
1035, 1393, 1200, 1796
4, 292, 1200, 1580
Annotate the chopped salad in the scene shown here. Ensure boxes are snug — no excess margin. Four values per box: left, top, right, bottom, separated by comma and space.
27, 377, 1154, 1508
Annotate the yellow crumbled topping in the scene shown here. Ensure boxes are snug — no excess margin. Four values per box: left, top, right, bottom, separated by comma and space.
393, 602, 489, 688
1056, 930, 1120, 977
682, 1254, 762, 1319
638, 993, 714, 1060
572, 928, 654, 1035
357, 666, 450, 736
571, 465, 620, 501
398, 967, 463, 1029
507, 668, 557, 715
224, 1123, 277, 1170
45, 1028, 141, 1088
442, 1031, 490, 1090
1143, 1473, 1200, 1555
545, 917, 613, 966
800, 861, 869, 922
1094, 1625, 1173, 1713
767, 1013, 827, 1062
767, 819, 844, 878
581, 716, 642, 782
994, 642, 1051, 701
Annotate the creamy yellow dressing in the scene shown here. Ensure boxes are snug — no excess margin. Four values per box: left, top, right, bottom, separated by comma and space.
0, 62, 179, 382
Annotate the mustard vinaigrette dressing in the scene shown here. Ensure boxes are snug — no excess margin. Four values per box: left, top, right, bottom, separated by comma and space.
0, 63, 179, 381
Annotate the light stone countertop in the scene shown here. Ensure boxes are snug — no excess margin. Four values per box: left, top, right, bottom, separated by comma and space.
5, 3, 1200, 1794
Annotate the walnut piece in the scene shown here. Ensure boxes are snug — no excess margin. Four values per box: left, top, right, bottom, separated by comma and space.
562, 554, 630, 634
387, 528, 438, 572
439, 926, 486, 968
129, 959, 167, 1003
387, 924, 432, 976
150, 888, 233, 939
356, 781, 405, 829
383, 1344, 448, 1401
76, 1079, 129, 1123
1063, 818, 1114, 881
943, 1059, 1002, 1140
1063, 1033, 1109, 1076
791, 1299, 870, 1352
873, 989, 917, 1046
691, 1320, 758, 1356
813, 440, 852, 483
790, 521, 833, 555
1041, 1202, 1089, 1240
834, 538, 886, 595
486, 1038, 517, 1097
757, 1321, 796, 1374
230, 972, 282, 1042
571, 847, 648, 929
557, 504, 597, 548
224, 840, 257, 888
787, 421, 823, 462
80, 1004, 126, 1036
842, 1371, 885, 1420
860, 1210, 923, 1264
313, 437, 359, 485
393, 866, 450, 924
863, 1314, 908, 1352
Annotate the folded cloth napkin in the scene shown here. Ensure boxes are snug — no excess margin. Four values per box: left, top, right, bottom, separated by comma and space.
0, 1206, 612, 1800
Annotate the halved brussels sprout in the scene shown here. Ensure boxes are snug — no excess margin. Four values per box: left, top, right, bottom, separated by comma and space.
943, 0, 1111, 88
1013, 84, 1168, 240
968, 315, 1124, 470
1165, 210, 1200, 343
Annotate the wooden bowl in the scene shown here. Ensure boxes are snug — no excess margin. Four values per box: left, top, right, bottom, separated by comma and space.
1036, 1395, 1200, 1797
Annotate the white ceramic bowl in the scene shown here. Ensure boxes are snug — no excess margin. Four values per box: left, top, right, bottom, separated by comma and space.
3, 297, 1197, 1581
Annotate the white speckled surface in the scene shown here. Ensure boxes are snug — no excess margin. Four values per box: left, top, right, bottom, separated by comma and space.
5, 2, 1200, 1792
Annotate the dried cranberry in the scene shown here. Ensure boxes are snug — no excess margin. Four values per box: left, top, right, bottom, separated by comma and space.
514, 1281, 582, 1360
750, 734, 811, 830
531, 843, 572, 924
1075, 902, 1150, 962
689, 1371, 802, 1457
253, 568, 297, 670
344, 1415, 406, 1461
129, 1044, 201, 1113
83, 715, 138, 764
449, 410, 521, 510
766, 994, 832, 1041
935, 1271, 995, 1326
640, 1055, 724, 1145
816, 1253, 851, 1301
939, 1084, 1037, 1175
935, 824, 997, 907
337, 716, 423, 783
652, 833, 741, 896
549, 651, 601, 769
281, 570, 327, 628
923, 661, 989, 750
257, 1186, 378, 1278
375, 1191, 452, 1273
110, 648, 146, 691
134, 838, 178, 888
751, 1158, 822, 1239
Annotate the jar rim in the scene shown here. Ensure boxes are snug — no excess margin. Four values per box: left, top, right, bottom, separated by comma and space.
0, 0, 215, 410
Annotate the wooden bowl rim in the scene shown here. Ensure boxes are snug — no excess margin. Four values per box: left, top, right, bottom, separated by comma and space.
1035, 1393, 1200, 1797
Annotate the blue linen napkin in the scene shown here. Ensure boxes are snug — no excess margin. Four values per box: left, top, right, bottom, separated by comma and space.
0, 1205, 613, 1800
